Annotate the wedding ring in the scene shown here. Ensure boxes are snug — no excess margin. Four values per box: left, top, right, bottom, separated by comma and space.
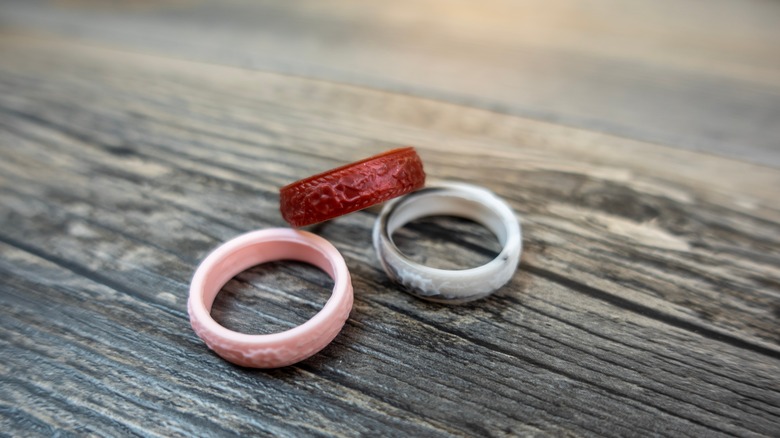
280, 147, 425, 227
188, 228, 353, 368
373, 182, 522, 303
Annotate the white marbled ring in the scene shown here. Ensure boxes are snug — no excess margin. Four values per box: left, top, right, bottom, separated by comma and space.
373, 182, 522, 303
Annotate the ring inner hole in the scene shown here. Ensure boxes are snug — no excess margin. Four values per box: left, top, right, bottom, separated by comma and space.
210, 261, 333, 335
391, 215, 502, 270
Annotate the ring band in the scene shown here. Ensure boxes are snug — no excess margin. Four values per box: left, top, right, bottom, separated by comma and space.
280, 147, 425, 227
373, 182, 522, 303
188, 228, 353, 368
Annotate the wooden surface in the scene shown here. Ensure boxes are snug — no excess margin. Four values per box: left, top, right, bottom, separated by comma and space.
2, 0, 780, 165
1, 2, 780, 437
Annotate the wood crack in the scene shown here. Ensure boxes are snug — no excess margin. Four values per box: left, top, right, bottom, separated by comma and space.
525, 265, 780, 359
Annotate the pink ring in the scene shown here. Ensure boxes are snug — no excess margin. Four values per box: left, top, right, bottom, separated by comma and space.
187, 228, 353, 368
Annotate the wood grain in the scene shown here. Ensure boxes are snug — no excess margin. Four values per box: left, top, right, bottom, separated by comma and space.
1, 0, 779, 165
1, 34, 779, 436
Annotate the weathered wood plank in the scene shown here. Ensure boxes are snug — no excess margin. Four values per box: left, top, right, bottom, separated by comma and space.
1, 0, 779, 165
1, 35, 779, 436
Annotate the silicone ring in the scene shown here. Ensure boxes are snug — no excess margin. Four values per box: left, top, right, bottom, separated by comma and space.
280, 147, 425, 227
188, 228, 353, 368
373, 182, 522, 303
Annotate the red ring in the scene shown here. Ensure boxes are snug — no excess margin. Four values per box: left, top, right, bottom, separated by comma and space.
280, 147, 426, 227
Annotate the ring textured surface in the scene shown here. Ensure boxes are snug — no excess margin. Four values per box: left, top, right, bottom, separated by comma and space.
188, 228, 353, 368
373, 182, 522, 303
280, 147, 425, 227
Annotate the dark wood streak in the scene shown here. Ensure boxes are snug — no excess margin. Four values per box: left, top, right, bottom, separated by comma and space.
1, 32, 779, 437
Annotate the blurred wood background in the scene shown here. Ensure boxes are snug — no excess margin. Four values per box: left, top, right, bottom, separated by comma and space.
1, 1, 779, 436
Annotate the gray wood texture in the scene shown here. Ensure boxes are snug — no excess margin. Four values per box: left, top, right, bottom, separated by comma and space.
1, 4, 779, 437
1, 0, 779, 165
